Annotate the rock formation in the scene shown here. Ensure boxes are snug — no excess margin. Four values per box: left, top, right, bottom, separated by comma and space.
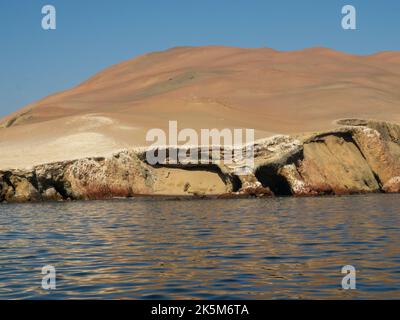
1, 119, 400, 203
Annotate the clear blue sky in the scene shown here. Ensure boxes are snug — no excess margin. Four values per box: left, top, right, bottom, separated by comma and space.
0, 0, 399, 117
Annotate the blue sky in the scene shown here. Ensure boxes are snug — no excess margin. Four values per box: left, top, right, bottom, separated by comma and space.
0, 0, 399, 117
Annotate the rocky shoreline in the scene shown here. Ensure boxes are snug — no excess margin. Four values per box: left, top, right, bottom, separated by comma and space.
1, 119, 400, 203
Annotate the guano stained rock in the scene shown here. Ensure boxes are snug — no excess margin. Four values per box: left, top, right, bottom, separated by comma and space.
1, 119, 399, 203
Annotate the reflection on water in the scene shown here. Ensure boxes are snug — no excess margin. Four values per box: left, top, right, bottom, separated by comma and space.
0, 194, 399, 299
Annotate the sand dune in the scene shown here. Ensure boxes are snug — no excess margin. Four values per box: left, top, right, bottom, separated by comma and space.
1, 46, 400, 169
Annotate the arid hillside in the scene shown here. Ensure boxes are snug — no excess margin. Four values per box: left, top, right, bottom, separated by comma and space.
1, 46, 400, 169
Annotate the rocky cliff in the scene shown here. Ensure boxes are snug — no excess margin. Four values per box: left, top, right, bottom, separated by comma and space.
1, 119, 400, 203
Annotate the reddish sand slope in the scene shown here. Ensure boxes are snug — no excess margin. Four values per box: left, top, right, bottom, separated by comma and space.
1, 46, 400, 169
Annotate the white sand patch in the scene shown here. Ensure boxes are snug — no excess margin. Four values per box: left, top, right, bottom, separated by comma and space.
0, 132, 126, 170
65, 115, 115, 131
65, 114, 139, 132
116, 125, 139, 131
49, 132, 118, 150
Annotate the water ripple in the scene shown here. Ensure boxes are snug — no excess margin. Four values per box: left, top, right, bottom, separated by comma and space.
0, 194, 399, 299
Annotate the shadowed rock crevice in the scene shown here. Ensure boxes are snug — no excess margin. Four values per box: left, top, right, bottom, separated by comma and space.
229, 175, 242, 192
1, 171, 16, 191
255, 166, 293, 196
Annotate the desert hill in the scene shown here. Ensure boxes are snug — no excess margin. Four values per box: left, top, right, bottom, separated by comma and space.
1, 46, 400, 169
